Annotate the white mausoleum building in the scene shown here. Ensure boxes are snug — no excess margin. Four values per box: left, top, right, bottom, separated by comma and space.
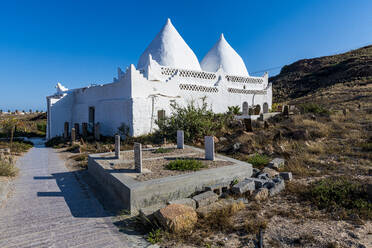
46, 19, 272, 140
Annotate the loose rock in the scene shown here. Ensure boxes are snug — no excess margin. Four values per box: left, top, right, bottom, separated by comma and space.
192, 191, 219, 208
231, 178, 255, 194
155, 204, 198, 232
268, 158, 285, 170
262, 167, 279, 177
279, 172, 293, 181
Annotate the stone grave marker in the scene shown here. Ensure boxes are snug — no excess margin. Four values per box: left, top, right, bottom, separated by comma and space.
263, 103, 269, 113
94, 123, 100, 141
64, 122, 69, 139
134, 142, 142, 173
115, 135, 120, 159
283, 105, 289, 116
244, 118, 253, 132
177, 130, 184, 149
205, 136, 215, 161
74, 123, 80, 139
71, 128, 76, 142
82, 123, 88, 138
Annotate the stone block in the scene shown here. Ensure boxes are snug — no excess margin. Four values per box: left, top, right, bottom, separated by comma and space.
177, 130, 184, 149
258, 173, 270, 180
168, 198, 196, 209
94, 123, 100, 141
192, 191, 218, 208
252, 168, 260, 177
279, 172, 292, 181
204, 136, 215, 161
266, 179, 285, 196
155, 204, 197, 232
231, 178, 255, 194
204, 182, 230, 195
115, 135, 120, 159
74, 123, 80, 138
262, 167, 279, 178
252, 178, 268, 189
268, 158, 285, 170
134, 142, 142, 173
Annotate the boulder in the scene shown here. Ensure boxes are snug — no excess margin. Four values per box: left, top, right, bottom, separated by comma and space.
279, 172, 293, 181
266, 179, 285, 196
252, 188, 269, 202
167, 198, 197, 209
231, 178, 255, 194
155, 204, 197, 232
268, 158, 285, 170
252, 178, 268, 189
192, 191, 219, 208
262, 167, 279, 178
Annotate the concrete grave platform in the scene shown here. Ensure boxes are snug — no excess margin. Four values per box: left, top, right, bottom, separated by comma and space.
88, 145, 252, 214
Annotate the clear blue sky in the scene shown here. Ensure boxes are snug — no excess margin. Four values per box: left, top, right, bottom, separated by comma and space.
0, 0, 371, 111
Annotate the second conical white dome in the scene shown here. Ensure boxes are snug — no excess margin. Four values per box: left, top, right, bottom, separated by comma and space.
201, 34, 249, 76
137, 19, 201, 71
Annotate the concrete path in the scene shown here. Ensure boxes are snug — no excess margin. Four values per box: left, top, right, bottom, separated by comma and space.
0, 139, 146, 248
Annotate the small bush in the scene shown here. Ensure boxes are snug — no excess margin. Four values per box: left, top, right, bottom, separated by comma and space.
303, 177, 371, 219
165, 159, 205, 171
36, 123, 47, 133
147, 229, 162, 244
246, 154, 270, 169
0, 160, 18, 177
299, 103, 330, 116
153, 147, 174, 154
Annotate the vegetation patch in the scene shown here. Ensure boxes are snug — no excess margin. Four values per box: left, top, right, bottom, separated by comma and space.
299, 103, 330, 116
0, 159, 18, 177
165, 159, 205, 171
153, 147, 174, 154
246, 153, 270, 169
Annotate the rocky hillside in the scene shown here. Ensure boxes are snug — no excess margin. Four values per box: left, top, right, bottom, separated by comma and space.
271, 45, 372, 102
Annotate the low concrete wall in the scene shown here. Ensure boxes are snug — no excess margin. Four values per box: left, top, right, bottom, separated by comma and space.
88, 146, 252, 213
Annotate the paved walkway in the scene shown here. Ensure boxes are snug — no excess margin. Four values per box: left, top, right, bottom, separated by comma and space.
0, 139, 146, 248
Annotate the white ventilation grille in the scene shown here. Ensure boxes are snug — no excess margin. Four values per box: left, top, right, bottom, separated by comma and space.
226, 75, 263, 84
228, 88, 266, 95
179, 84, 218, 93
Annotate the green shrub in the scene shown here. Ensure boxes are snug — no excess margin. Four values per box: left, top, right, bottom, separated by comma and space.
246, 154, 270, 169
36, 123, 47, 133
156, 98, 233, 143
0, 160, 18, 177
153, 147, 174, 154
147, 229, 162, 244
304, 177, 372, 219
299, 103, 330, 116
165, 159, 205, 171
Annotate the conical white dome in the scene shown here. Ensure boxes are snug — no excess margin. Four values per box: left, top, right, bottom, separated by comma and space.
201, 34, 249, 76
137, 19, 201, 71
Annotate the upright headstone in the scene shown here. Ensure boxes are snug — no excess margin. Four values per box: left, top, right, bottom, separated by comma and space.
205, 136, 215, 161
71, 128, 76, 142
115, 135, 120, 159
283, 105, 289, 116
244, 118, 253, 132
248, 108, 254, 115
82, 123, 88, 138
64, 122, 69, 139
134, 143, 142, 173
263, 103, 269, 113
74, 123, 80, 139
177, 130, 184, 149
94, 123, 100, 141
